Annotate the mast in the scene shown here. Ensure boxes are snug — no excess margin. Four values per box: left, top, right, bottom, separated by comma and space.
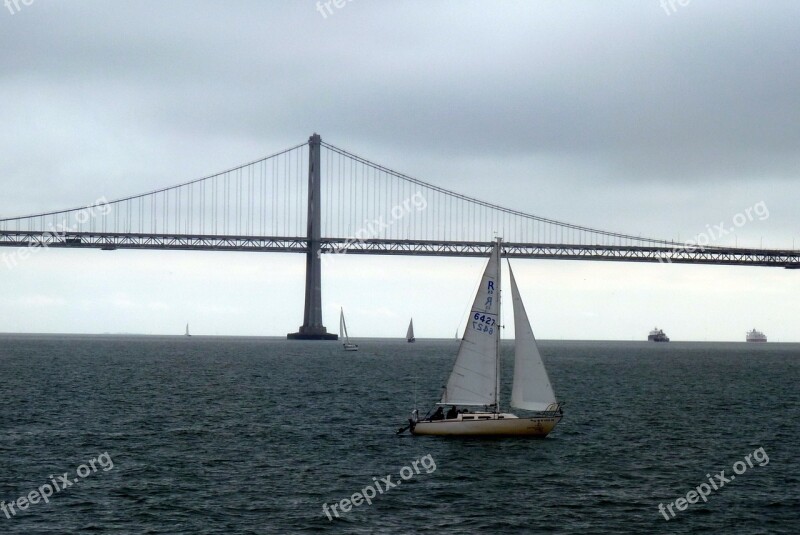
494, 237, 502, 413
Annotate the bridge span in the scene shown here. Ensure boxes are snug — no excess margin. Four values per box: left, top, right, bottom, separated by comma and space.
2, 134, 797, 338
1, 231, 797, 268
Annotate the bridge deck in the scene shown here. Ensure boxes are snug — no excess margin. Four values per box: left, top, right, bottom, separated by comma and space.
1, 230, 798, 268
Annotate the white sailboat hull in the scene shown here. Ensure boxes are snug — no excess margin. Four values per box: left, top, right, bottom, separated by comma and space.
411, 412, 562, 437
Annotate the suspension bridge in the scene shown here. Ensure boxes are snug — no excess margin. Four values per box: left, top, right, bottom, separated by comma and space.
1, 134, 797, 339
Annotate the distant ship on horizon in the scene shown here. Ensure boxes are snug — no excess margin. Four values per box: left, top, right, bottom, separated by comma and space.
746, 328, 767, 343
648, 327, 670, 342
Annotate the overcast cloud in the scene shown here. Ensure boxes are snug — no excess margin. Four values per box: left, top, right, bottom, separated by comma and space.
1, 1, 798, 340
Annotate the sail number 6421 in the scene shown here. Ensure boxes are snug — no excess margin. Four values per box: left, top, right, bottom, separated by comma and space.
472, 312, 496, 334
473, 312, 496, 326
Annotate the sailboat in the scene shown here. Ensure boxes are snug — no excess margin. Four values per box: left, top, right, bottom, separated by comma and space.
399, 238, 562, 437
185, 323, 191, 337
406, 318, 416, 343
339, 308, 358, 351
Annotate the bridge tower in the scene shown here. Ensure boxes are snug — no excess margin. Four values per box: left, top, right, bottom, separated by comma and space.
287, 133, 337, 340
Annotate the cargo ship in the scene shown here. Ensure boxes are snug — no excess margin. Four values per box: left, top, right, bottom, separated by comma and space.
746, 328, 767, 343
648, 328, 670, 342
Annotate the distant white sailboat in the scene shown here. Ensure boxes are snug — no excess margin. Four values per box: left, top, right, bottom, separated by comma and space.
399, 238, 562, 437
339, 308, 358, 351
406, 318, 416, 343
185, 323, 191, 337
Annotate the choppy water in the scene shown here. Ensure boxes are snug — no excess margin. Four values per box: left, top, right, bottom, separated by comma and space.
0, 335, 798, 533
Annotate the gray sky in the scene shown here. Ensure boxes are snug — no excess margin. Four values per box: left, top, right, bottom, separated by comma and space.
1, 1, 798, 341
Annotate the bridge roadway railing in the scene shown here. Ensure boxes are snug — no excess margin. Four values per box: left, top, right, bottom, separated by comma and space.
0, 229, 798, 268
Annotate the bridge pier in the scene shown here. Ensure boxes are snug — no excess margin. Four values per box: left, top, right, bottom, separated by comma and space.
288, 134, 337, 340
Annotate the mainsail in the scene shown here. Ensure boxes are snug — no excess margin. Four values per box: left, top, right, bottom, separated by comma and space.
406, 319, 415, 341
508, 263, 557, 411
339, 308, 349, 343
441, 241, 501, 407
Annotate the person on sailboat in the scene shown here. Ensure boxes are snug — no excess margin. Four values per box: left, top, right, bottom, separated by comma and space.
446, 406, 458, 419
430, 407, 444, 421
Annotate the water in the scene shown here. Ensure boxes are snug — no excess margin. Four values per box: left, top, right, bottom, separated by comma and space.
1, 335, 798, 533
